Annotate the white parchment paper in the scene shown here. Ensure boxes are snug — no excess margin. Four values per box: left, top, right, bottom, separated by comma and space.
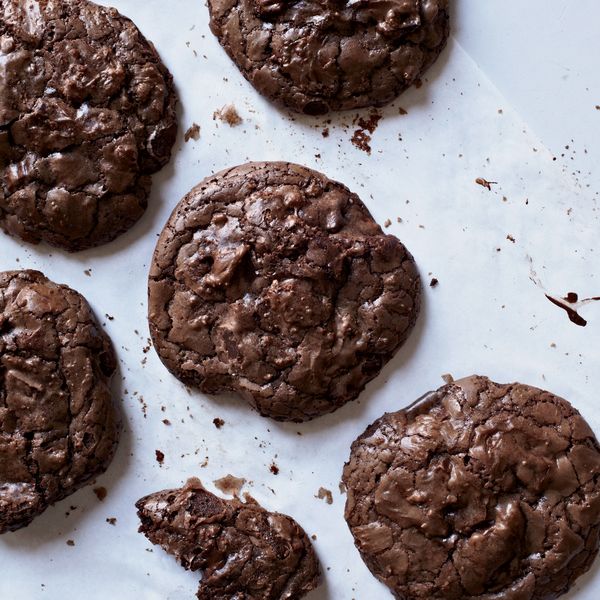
1, 1, 599, 598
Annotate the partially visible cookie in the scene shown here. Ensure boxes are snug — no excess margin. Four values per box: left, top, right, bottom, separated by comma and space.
136, 478, 321, 599
207, 0, 449, 115
148, 162, 421, 422
0, 270, 118, 533
342, 375, 600, 599
0, 0, 177, 251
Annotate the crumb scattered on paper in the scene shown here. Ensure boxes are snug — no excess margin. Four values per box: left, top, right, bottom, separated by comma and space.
316, 487, 333, 504
351, 111, 382, 154
155, 450, 165, 465
270, 462, 279, 475
213, 104, 242, 126
475, 177, 496, 191
214, 474, 246, 497
184, 123, 201, 142
430, 278, 439, 288
213, 417, 225, 429
93, 486, 107, 501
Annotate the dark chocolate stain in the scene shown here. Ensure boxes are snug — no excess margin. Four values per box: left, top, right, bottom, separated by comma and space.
546, 295, 587, 327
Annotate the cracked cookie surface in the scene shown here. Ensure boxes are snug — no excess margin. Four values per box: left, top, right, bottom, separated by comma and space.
136, 478, 321, 599
207, 0, 449, 114
148, 162, 421, 422
0, 0, 177, 251
342, 375, 600, 599
0, 270, 118, 533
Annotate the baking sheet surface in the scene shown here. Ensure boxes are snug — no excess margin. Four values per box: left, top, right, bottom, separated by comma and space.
1, 1, 599, 598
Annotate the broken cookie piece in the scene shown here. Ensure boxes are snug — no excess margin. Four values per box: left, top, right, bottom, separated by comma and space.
136, 478, 320, 599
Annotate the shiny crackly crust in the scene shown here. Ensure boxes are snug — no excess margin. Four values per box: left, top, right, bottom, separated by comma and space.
342, 375, 600, 600
148, 162, 421, 422
207, 0, 449, 114
136, 478, 321, 599
0, 270, 118, 533
0, 0, 177, 251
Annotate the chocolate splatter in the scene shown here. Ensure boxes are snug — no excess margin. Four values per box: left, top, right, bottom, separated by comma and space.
545, 293, 600, 328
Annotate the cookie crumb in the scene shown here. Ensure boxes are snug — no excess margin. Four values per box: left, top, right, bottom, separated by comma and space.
350, 111, 382, 155
398, 107, 408, 115
270, 462, 280, 475
214, 474, 246, 497
383, 219, 392, 228
213, 417, 225, 429
321, 127, 330, 138
162, 419, 171, 426
184, 123, 201, 142
316, 487, 333, 504
66, 539, 75, 546
430, 277, 439, 288
93, 486, 107, 501
506, 234, 516, 243
84, 269, 92, 277
213, 104, 242, 126
475, 177, 496, 191
106, 517, 117, 526
155, 450, 165, 465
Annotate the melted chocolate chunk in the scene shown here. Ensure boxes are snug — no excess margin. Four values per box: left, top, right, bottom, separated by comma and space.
343, 375, 600, 599
148, 162, 421, 422
0, 0, 177, 251
136, 478, 320, 599
207, 0, 449, 114
0, 270, 118, 533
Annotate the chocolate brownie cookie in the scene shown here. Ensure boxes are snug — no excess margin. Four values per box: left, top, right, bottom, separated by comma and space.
148, 162, 421, 421
342, 375, 600, 599
0, 0, 177, 251
207, 0, 449, 115
136, 478, 321, 599
0, 270, 118, 533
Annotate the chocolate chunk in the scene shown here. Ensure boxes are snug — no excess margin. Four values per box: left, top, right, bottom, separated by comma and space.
148, 162, 421, 421
342, 375, 600, 599
0, 270, 118, 533
0, 0, 177, 251
207, 0, 449, 114
136, 478, 321, 599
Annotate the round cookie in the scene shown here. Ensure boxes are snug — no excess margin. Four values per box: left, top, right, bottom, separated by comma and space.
0, 0, 177, 251
149, 162, 421, 422
0, 270, 118, 533
342, 375, 600, 599
207, 0, 449, 115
